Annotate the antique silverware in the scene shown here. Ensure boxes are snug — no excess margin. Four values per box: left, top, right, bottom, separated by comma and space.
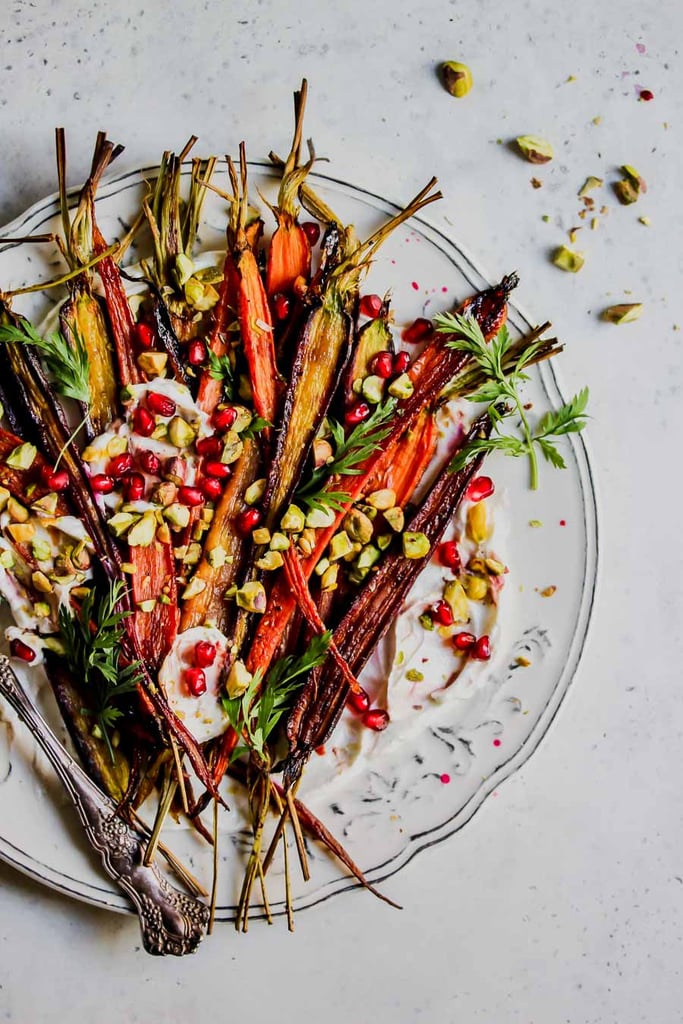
0, 655, 209, 956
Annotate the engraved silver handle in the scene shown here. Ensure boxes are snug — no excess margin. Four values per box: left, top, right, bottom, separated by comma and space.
0, 655, 209, 956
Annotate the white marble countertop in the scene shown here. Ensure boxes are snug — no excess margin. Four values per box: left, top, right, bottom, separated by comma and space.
0, 1, 681, 1021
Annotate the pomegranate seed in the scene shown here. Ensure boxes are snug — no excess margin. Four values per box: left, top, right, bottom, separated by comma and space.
201, 477, 223, 502
194, 641, 217, 668
344, 401, 370, 426
431, 600, 454, 626
41, 467, 69, 492
359, 294, 383, 319
302, 221, 320, 246
453, 631, 476, 652
178, 486, 205, 507
393, 351, 411, 374
90, 473, 115, 494
138, 450, 161, 475
133, 406, 155, 437
212, 406, 237, 432
188, 339, 207, 365
133, 322, 155, 349
372, 351, 394, 379
196, 435, 223, 458
204, 460, 231, 479
124, 473, 146, 502
184, 667, 207, 697
347, 687, 370, 713
147, 391, 176, 417
401, 317, 433, 345
235, 508, 261, 535
438, 541, 461, 571
363, 708, 390, 731
639, 88, 654, 101
471, 635, 491, 661
10, 638, 35, 663
272, 292, 291, 321
466, 475, 495, 502
107, 452, 134, 478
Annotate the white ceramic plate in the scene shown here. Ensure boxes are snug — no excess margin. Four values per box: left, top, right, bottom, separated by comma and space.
0, 164, 598, 918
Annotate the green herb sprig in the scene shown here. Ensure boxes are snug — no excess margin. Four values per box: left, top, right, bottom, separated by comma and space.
0, 318, 91, 405
58, 580, 142, 761
241, 415, 272, 439
223, 631, 332, 762
434, 312, 588, 489
296, 399, 396, 513
207, 348, 237, 399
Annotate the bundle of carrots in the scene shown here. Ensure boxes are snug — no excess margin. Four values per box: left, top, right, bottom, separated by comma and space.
0, 81, 569, 932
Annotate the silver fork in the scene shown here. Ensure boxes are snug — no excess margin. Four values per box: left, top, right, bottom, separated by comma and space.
0, 655, 209, 956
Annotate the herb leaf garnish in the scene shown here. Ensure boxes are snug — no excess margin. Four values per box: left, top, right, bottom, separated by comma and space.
207, 348, 237, 399
0, 319, 91, 405
223, 631, 332, 761
433, 312, 588, 489
58, 580, 142, 761
296, 399, 396, 512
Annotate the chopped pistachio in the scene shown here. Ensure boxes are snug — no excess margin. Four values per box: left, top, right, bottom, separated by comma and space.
529, 519, 543, 528
7, 522, 34, 543
298, 528, 316, 556
388, 373, 414, 399
305, 506, 336, 529
329, 530, 354, 562
151, 423, 168, 441
127, 511, 157, 547
168, 416, 196, 448
31, 539, 52, 562
361, 374, 385, 405
601, 302, 643, 324
402, 532, 430, 559
578, 176, 603, 197
182, 577, 207, 600
383, 506, 405, 532
174, 253, 194, 287
32, 492, 59, 516
156, 522, 172, 545
515, 135, 553, 164
33, 601, 51, 618
7, 498, 29, 523
230, 405, 253, 433
321, 563, 339, 591
466, 501, 489, 543
184, 542, 202, 565
256, 550, 283, 571
376, 533, 392, 551
463, 574, 488, 601
43, 635, 66, 655
269, 532, 290, 552
638, 215, 651, 226
244, 478, 267, 505
441, 61, 473, 98
226, 659, 252, 698
313, 438, 333, 467
552, 245, 585, 273
120, 562, 136, 574
356, 544, 380, 571
163, 503, 191, 530
235, 580, 266, 613
252, 527, 271, 546
314, 557, 331, 577
137, 598, 156, 613
443, 579, 469, 622
32, 570, 53, 594
0, 487, 10, 512
0, 549, 14, 569
6, 442, 37, 470
485, 557, 507, 575
207, 545, 230, 569
343, 509, 374, 545
108, 511, 138, 537
151, 481, 178, 507
419, 612, 435, 631
366, 488, 397, 511
107, 435, 129, 457
137, 352, 168, 377
281, 504, 306, 532
194, 265, 223, 285
220, 430, 244, 465
406, 669, 424, 682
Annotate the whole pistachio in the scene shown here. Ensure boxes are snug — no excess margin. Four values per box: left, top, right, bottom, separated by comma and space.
441, 61, 473, 98
515, 135, 553, 164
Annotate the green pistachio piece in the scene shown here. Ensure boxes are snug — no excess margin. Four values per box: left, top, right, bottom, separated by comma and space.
443, 579, 470, 621
577, 176, 603, 197
552, 245, 585, 272
280, 504, 306, 532
329, 530, 354, 562
366, 488, 397, 511
383, 506, 405, 532
163, 503, 191, 530
305, 505, 336, 529
6, 443, 37, 470
314, 557, 330, 577
174, 253, 195, 287
168, 416, 196, 448
269, 532, 290, 552
388, 373, 414, 399
402, 531, 430, 559
343, 509, 374, 545
230, 405, 253, 433
207, 545, 230, 569
441, 61, 473, 98
601, 303, 643, 324
255, 550, 283, 571
219, 430, 244, 465
31, 539, 52, 562
136, 599, 156, 613
127, 512, 157, 547
137, 352, 168, 378
0, 487, 10, 512
406, 669, 424, 682
182, 577, 207, 600
235, 581, 267, 613
0, 549, 14, 569
8, 497, 29, 523
32, 570, 53, 594
356, 544, 380, 571
515, 135, 553, 164
419, 612, 435, 631
107, 512, 138, 538
361, 374, 386, 405
376, 533, 393, 551
320, 563, 339, 591
226, 659, 252, 698
244, 479, 267, 505
252, 527, 271, 546
32, 492, 59, 516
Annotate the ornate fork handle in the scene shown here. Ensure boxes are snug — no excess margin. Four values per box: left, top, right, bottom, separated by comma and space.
0, 656, 209, 956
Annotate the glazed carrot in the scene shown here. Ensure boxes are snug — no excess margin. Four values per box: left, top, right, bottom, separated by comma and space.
265, 79, 313, 298
362, 406, 438, 505
129, 542, 180, 672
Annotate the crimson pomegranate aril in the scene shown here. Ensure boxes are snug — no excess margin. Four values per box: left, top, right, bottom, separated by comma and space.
372, 351, 394, 379
133, 322, 155, 349
132, 406, 155, 437
138, 450, 161, 475
235, 508, 261, 535
107, 452, 134, 478
201, 477, 223, 502
178, 486, 205, 507
184, 667, 207, 697
401, 317, 433, 344
212, 406, 237, 432
10, 638, 35, 662
41, 467, 69, 492
147, 391, 176, 417
124, 473, 145, 502
393, 350, 410, 374
359, 293, 383, 319
363, 708, 390, 731
438, 540, 461, 571
272, 292, 291, 321
194, 641, 217, 668
187, 339, 207, 365
344, 401, 370, 426
347, 687, 370, 713
471, 635, 491, 661
453, 631, 476, 652
301, 221, 320, 245
90, 473, 115, 494
195, 435, 223, 458
466, 475, 495, 503
204, 460, 231, 479
431, 600, 454, 626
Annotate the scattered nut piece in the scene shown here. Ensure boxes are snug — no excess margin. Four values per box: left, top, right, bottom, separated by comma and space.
515, 135, 553, 164
440, 61, 473, 98
601, 303, 643, 324
552, 245, 585, 273
540, 585, 557, 598
577, 176, 603, 197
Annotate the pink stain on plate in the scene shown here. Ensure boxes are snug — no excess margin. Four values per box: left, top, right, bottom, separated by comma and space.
636, 42, 646, 54
411, 281, 419, 291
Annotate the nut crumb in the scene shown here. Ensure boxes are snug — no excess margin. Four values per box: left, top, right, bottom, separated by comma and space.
540, 585, 557, 598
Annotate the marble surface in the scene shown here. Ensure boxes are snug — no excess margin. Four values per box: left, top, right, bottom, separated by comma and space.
0, 0, 681, 1020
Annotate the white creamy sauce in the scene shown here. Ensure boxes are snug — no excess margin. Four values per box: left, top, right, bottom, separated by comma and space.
158, 625, 231, 744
